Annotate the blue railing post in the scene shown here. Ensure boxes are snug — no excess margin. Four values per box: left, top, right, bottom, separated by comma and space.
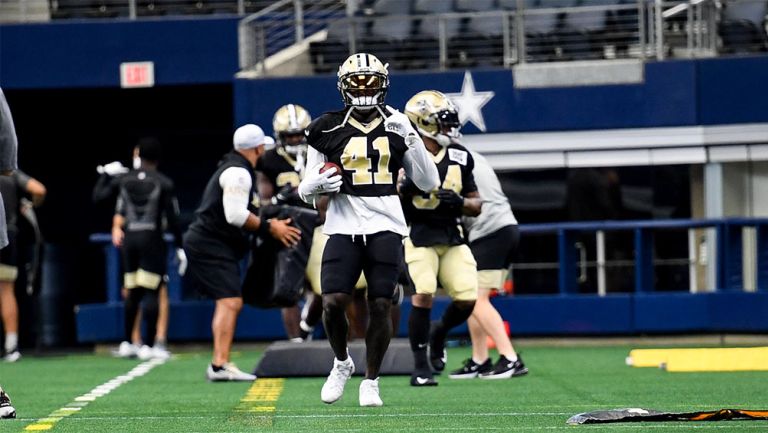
717, 221, 743, 290
634, 227, 654, 292
557, 229, 578, 294
105, 244, 122, 304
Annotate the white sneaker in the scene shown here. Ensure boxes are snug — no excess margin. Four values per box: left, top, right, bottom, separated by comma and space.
113, 341, 138, 358
359, 378, 383, 407
151, 346, 171, 360
206, 363, 257, 382
321, 357, 355, 404
137, 345, 153, 361
3, 350, 20, 363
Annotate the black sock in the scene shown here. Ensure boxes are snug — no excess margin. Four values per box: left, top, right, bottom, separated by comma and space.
409, 306, 431, 371
211, 364, 224, 372
432, 301, 474, 347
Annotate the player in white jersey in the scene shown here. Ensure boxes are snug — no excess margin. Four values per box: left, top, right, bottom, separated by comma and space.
449, 150, 528, 379
298, 53, 439, 407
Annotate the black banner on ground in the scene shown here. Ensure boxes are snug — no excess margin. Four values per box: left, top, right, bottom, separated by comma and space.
568, 408, 768, 425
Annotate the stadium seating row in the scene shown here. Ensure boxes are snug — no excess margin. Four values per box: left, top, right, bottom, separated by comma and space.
309, 0, 768, 72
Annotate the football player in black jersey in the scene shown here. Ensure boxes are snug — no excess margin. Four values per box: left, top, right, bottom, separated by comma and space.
256, 103, 323, 342
399, 90, 482, 387
298, 53, 439, 406
111, 138, 182, 361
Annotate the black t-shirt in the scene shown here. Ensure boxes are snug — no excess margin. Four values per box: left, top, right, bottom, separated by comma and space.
402, 143, 477, 247
305, 109, 409, 197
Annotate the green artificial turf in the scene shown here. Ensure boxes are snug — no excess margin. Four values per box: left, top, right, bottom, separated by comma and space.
1, 345, 766, 432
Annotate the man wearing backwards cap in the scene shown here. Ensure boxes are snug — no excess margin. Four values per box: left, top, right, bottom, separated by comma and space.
184, 124, 301, 382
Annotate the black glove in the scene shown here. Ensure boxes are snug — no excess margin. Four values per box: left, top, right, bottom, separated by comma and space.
436, 188, 464, 210
272, 185, 301, 206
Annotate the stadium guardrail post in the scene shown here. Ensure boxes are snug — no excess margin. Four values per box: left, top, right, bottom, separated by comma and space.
557, 229, 579, 294
634, 227, 654, 292
757, 222, 768, 292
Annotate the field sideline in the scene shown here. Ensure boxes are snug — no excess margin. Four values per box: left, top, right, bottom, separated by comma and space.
1, 344, 766, 432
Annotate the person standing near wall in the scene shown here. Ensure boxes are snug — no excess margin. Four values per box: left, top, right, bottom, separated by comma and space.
111, 138, 183, 361
0, 168, 46, 362
0, 86, 19, 418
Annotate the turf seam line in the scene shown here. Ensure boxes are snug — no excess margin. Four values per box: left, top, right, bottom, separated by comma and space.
22, 357, 166, 431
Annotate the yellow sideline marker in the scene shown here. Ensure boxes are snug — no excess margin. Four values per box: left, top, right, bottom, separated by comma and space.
626, 347, 768, 372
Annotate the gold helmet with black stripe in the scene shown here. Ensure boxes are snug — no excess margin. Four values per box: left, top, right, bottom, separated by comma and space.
337, 53, 389, 108
404, 90, 461, 147
272, 103, 312, 156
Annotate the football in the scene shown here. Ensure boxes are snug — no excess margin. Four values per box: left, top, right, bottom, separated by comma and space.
319, 162, 341, 175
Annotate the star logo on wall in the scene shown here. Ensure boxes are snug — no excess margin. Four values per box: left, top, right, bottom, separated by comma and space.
445, 71, 495, 132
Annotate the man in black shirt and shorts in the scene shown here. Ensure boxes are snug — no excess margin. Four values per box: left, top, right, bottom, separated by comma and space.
184, 124, 300, 381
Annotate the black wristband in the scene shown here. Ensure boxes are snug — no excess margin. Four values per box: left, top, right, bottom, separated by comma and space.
257, 218, 271, 237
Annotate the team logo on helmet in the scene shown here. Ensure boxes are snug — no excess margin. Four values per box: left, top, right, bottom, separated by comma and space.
404, 90, 462, 147
272, 104, 312, 157
337, 53, 389, 108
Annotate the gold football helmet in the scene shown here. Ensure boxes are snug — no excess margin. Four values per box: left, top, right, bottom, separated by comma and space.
337, 53, 389, 108
404, 90, 461, 147
272, 103, 312, 156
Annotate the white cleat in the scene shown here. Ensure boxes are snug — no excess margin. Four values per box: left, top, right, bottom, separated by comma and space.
137, 345, 154, 361
206, 363, 257, 382
321, 357, 355, 404
113, 341, 139, 359
359, 378, 383, 407
3, 351, 20, 363
150, 346, 171, 360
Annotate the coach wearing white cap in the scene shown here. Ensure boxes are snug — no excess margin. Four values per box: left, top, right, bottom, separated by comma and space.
184, 124, 301, 382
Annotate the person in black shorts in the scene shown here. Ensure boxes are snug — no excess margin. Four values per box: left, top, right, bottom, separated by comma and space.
111, 138, 183, 361
297, 53, 440, 406
448, 148, 528, 380
0, 169, 45, 363
184, 124, 301, 382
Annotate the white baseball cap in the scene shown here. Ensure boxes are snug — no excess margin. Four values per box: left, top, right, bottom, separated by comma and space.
264, 136, 276, 150
233, 124, 266, 150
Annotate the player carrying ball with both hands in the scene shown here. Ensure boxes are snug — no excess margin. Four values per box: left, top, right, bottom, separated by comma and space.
298, 53, 440, 407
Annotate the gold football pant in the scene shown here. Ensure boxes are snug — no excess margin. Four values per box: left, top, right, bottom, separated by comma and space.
404, 238, 478, 301
307, 226, 366, 295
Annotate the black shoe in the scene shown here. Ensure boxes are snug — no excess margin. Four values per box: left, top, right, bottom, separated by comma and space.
0, 389, 15, 419
410, 371, 438, 387
428, 321, 446, 372
479, 355, 528, 379
449, 358, 493, 379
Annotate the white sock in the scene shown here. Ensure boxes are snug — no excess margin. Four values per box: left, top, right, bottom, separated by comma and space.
506, 353, 518, 363
5, 333, 18, 352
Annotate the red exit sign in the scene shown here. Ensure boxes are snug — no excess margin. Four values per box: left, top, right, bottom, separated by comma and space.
120, 62, 155, 88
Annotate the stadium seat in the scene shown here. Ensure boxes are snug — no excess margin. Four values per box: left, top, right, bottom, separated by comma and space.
718, 1, 768, 54
459, 10, 509, 66
405, 0, 461, 69
455, 0, 497, 12
310, 19, 360, 74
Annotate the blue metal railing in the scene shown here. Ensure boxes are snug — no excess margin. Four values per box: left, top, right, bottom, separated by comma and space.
518, 218, 768, 294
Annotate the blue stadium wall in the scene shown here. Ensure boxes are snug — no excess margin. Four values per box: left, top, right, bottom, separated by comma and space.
3, 20, 768, 341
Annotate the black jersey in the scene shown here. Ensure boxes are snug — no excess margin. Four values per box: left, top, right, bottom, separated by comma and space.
402, 143, 477, 247
186, 151, 257, 258
116, 168, 182, 246
305, 109, 409, 197
255, 148, 302, 189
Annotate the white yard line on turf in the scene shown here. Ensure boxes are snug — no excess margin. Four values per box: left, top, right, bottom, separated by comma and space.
22, 358, 166, 431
